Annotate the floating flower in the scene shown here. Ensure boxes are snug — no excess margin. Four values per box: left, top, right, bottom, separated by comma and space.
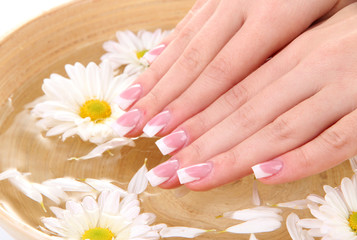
101, 29, 171, 75
302, 174, 357, 239
41, 161, 207, 239
31, 62, 136, 155
222, 206, 283, 235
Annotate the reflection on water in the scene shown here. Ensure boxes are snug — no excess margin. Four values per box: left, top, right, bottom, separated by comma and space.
0, 43, 353, 240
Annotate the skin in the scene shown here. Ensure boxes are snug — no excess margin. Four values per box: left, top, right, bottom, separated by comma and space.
122, 0, 357, 190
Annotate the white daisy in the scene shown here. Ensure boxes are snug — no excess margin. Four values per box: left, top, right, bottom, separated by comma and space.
101, 29, 171, 75
302, 174, 357, 239
41, 162, 207, 240
222, 206, 283, 235
31, 62, 136, 147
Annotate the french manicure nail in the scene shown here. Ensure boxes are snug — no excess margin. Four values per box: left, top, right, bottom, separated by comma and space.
143, 110, 171, 137
112, 109, 141, 137
252, 159, 283, 179
145, 159, 179, 187
155, 130, 187, 155
177, 162, 213, 184
114, 84, 142, 110
143, 44, 166, 64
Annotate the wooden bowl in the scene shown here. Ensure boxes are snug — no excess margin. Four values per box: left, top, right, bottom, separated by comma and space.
0, 0, 353, 239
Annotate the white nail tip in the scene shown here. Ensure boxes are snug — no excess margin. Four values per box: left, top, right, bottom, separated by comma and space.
155, 139, 176, 155
112, 124, 135, 137
145, 170, 169, 187
251, 165, 272, 179
113, 96, 135, 110
177, 169, 199, 184
143, 125, 165, 138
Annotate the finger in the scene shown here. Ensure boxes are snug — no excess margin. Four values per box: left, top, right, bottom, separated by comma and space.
114, 0, 218, 110
257, 107, 357, 184
159, 0, 209, 45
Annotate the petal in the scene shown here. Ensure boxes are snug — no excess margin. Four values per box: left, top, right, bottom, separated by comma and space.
8, 176, 43, 203
252, 179, 261, 206
225, 218, 282, 234
76, 138, 133, 160
276, 199, 309, 210
159, 227, 207, 238
84, 178, 127, 196
0, 169, 21, 181
223, 207, 282, 221
42, 178, 93, 192
128, 161, 148, 194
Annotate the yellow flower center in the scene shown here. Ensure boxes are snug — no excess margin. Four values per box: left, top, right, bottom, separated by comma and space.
349, 212, 357, 232
82, 227, 115, 240
136, 49, 148, 59
79, 99, 112, 122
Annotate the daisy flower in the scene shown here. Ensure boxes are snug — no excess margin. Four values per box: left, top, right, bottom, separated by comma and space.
41, 162, 207, 240
101, 29, 171, 75
31, 62, 136, 156
301, 174, 357, 239
222, 206, 283, 235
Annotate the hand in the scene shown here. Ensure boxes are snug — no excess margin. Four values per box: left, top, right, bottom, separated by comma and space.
112, 0, 340, 138
145, 3, 357, 190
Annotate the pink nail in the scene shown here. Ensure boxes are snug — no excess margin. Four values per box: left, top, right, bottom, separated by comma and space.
114, 84, 142, 110
252, 158, 283, 179
112, 109, 141, 137
143, 110, 171, 137
177, 162, 213, 184
145, 159, 179, 187
143, 44, 166, 64
155, 130, 187, 155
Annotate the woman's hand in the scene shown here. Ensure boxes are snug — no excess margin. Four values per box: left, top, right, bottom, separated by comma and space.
112, 0, 339, 138
145, 3, 357, 190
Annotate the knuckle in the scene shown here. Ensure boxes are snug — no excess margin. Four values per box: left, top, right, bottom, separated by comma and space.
224, 84, 249, 109
178, 46, 201, 71
178, 26, 196, 42
270, 116, 295, 141
320, 128, 349, 151
295, 147, 313, 171
203, 56, 232, 83
231, 104, 256, 130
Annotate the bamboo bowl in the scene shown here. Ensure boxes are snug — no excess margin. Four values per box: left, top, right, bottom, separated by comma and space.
0, 0, 353, 239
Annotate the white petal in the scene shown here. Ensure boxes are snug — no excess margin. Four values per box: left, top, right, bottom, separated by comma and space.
349, 156, 357, 173
341, 177, 357, 211
226, 218, 282, 234
250, 233, 258, 240
128, 161, 148, 194
8, 176, 43, 203
286, 213, 303, 240
0, 169, 21, 181
307, 194, 326, 205
75, 137, 133, 160
84, 178, 127, 196
298, 218, 322, 229
252, 179, 261, 206
160, 227, 207, 238
277, 199, 309, 210
33, 183, 67, 204
223, 207, 282, 221
43, 178, 93, 192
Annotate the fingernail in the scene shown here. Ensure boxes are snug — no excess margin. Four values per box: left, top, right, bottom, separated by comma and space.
145, 159, 179, 187
155, 130, 187, 155
112, 109, 141, 137
143, 44, 166, 64
177, 162, 213, 184
252, 158, 283, 179
114, 84, 142, 110
143, 110, 171, 137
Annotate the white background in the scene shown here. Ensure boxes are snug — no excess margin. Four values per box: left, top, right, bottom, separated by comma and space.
0, 1, 73, 239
